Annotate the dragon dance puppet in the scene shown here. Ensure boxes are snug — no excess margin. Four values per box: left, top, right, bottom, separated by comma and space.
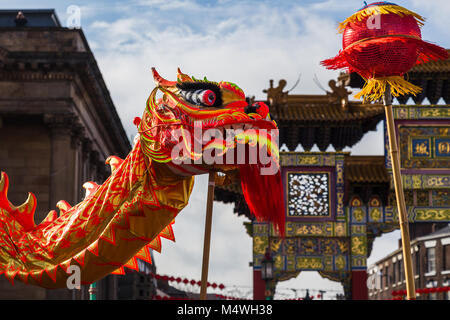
0, 68, 285, 288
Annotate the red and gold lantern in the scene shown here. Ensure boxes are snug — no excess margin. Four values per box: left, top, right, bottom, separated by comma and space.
321, 2, 448, 101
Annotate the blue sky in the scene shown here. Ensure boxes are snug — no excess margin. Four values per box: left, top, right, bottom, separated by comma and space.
2, 0, 449, 299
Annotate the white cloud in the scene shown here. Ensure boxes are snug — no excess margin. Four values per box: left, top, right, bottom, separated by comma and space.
368, 230, 401, 266
88, 1, 344, 138
345, 121, 385, 156
410, 0, 450, 42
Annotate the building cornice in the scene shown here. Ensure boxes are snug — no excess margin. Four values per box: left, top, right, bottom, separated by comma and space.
0, 40, 131, 157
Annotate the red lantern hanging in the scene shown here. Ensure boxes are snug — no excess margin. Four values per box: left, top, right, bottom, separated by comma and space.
321, 2, 448, 101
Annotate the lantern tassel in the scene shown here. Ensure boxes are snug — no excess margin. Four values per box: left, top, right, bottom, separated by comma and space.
354, 76, 422, 102
338, 4, 426, 33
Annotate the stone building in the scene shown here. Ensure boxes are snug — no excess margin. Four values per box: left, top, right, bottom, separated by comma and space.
117, 260, 157, 300
0, 9, 131, 299
368, 224, 450, 300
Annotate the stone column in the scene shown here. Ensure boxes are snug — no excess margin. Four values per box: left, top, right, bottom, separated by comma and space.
44, 113, 78, 210
81, 138, 92, 189
89, 150, 100, 182
71, 123, 85, 204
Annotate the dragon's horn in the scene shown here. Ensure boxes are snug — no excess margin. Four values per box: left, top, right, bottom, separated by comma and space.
56, 200, 72, 215
42, 210, 59, 224
177, 67, 193, 82
82, 181, 100, 199
15, 192, 37, 231
106, 156, 124, 173
151, 67, 177, 87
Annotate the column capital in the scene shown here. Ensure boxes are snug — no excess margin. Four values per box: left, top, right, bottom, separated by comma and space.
43, 113, 77, 137
71, 122, 86, 148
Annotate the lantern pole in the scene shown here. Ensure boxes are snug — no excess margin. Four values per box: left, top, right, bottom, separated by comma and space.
200, 171, 216, 300
383, 84, 416, 300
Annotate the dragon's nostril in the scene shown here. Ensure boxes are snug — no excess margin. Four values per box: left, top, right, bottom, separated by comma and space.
244, 102, 269, 118
254, 102, 269, 118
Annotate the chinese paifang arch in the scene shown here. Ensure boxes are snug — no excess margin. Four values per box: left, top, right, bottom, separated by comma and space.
0, 68, 285, 288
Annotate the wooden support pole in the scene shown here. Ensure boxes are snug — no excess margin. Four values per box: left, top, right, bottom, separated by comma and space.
383, 85, 416, 300
200, 172, 216, 300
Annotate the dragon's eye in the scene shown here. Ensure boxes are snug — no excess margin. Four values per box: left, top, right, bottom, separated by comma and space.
177, 82, 222, 107
186, 89, 216, 107
202, 90, 216, 106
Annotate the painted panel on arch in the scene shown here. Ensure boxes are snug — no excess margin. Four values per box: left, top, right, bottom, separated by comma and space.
398, 125, 450, 170
435, 138, 450, 158
410, 137, 432, 158
267, 237, 350, 272
287, 172, 330, 217
283, 166, 336, 222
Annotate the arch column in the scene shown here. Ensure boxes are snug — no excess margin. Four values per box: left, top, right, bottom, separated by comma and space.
349, 197, 369, 300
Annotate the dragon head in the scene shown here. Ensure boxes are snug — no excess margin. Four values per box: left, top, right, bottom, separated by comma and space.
137, 68, 285, 234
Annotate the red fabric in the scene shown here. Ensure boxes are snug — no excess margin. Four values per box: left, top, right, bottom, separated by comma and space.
240, 162, 285, 236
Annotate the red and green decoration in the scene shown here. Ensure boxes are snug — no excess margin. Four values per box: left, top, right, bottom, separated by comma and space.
392, 286, 450, 300
321, 2, 449, 101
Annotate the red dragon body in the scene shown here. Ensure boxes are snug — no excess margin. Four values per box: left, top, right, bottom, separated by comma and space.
0, 68, 284, 288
